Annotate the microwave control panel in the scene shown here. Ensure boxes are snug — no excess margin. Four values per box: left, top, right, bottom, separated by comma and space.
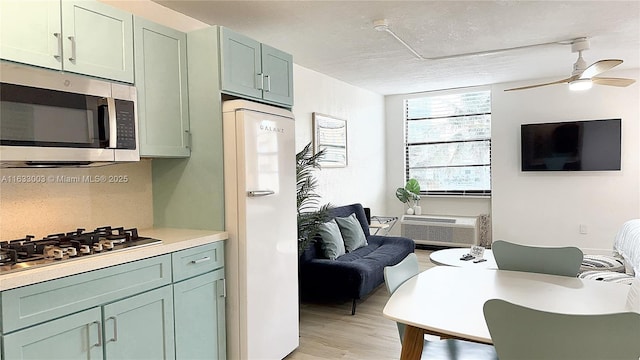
115, 100, 136, 149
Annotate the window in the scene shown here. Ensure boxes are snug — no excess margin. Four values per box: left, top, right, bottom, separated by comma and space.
404, 89, 491, 196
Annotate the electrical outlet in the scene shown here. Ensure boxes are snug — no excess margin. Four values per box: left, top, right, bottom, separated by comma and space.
579, 224, 588, 234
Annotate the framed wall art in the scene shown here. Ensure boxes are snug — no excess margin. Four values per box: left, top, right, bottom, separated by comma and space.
313, 113, 347, 167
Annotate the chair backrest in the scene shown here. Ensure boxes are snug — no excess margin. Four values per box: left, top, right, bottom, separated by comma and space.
483, 299, 640, 360
384, 253, 420, 342
492, 240, 583, 277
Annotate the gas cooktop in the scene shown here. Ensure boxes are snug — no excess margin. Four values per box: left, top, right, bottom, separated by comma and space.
0, 226, 161, 274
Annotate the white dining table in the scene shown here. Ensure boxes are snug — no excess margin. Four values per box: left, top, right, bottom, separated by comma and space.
429, 247, 497, 269
383, 266, 631, 360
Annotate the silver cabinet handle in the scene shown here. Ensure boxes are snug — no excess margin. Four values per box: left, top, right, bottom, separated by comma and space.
256, 73, 264, 90
191, 256, 211, 264
184, 130, 191, 149
67, 36, 76, 61
264, 75, 271, 92
107, 316, 118, 342
92, 321, 102, 347
53, 33, 62, 59
247, 190, 275, 197
218, 278, 226, 298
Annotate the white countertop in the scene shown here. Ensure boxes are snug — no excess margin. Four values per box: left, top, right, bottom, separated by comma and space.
0, 228, 228, 291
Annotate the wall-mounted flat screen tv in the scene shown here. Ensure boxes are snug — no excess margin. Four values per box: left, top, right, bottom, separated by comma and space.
521, 119, 621, 171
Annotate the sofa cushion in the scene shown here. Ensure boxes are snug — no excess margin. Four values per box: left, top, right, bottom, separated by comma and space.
336, 213, 368, 252
299, 235, 415, 301
317, 219, 345, 260
328, 204, 371, 238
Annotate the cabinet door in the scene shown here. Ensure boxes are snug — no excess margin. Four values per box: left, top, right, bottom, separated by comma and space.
261, 44, 294, 106
134, 17, 190, 158
103, 286, 175, 360
220, 27, 263, 100
3, 308, 103, 360
174, 269, 226, 359
61, 0, 134, 83
0, 1, 62, 70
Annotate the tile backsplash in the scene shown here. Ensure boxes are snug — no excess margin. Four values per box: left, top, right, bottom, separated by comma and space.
0, 160, 153, 239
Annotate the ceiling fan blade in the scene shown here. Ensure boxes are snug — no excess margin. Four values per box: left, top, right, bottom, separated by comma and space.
591, 77, 636, 87
504, 77, 576, 92
579, 59, 623, 79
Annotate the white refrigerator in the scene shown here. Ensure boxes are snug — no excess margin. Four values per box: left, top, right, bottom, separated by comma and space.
223, 100, 299, 360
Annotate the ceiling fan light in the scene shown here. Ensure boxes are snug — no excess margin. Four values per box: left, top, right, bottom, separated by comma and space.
569, 79, 593, 91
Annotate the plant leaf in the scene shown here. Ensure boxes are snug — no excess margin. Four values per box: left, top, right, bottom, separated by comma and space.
395, 188, 410, 203
405, 178, 421, 195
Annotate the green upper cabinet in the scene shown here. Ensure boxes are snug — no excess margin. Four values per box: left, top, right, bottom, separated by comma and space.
61, 1, 134, 83
0, 0, 134, 83
220, 28, 263, 100
0, 1, 62, 70
134, 17, 190, 158
261, 44, 295, 106
220, 27, 293, 107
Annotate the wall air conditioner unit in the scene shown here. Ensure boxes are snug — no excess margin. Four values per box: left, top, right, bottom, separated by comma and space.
401, 215, 478, 247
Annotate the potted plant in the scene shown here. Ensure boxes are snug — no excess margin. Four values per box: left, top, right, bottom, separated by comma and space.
396, 178, 421, 215
297, 142, 331, 255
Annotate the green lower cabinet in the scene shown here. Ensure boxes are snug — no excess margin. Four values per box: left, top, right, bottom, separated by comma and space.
3, 308, 104, 360
173, 268, 226, 359
0, 244, 226, 359
103, 285, 175, 360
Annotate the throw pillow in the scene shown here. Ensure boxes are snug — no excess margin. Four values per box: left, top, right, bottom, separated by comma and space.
335, 213, 368, 252
627, 277, 640, 313
317, 219, 346, 260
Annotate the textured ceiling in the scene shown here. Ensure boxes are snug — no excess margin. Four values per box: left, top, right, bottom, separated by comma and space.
154, 1, 640, 95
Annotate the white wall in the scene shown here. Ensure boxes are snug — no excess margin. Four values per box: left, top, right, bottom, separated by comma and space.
384, 70, 639, 250
292, 65, 387, 215
492, 69, 640, 254
384, 89, 492, 230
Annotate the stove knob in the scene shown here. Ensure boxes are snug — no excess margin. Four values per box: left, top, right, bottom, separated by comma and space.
103, 241, 115, 251
67, 247, 78, 257
93, 243, 103, 252
53, 249, 64, 260
80, 245, 91, 255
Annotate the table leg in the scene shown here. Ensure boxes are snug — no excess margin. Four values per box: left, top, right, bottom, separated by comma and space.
400, 325, 425, 360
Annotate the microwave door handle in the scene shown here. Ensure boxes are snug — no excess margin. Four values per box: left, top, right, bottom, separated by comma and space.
107, 97, 117, 148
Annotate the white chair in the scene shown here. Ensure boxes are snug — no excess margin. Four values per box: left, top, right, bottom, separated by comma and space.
492, 240, 583, 277
483, 298, 640, 360
384, 253, 497, 359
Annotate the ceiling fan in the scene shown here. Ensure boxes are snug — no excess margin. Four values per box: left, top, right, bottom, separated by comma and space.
504, 38, 636, 92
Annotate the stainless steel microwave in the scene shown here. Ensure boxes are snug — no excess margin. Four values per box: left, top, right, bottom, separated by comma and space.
0, 62, 139, 167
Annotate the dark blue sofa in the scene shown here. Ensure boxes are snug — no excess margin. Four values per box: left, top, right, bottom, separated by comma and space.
299, 203, 415, 314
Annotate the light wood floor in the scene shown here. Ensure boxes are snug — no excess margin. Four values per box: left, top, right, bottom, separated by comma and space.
286, 249, 436, 360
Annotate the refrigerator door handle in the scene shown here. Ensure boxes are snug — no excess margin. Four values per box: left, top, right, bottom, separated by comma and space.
247, 190, 275, 197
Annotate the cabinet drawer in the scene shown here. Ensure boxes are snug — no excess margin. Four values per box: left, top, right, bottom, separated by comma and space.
1, 255, 172, 333
172, 242, 224, 282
